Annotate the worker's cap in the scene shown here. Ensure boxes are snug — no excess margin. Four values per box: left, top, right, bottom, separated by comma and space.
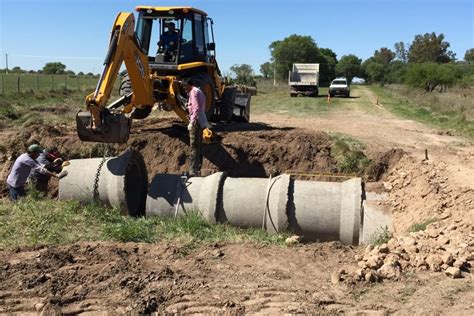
28, 144, 43, 153
166, 22, 176, 28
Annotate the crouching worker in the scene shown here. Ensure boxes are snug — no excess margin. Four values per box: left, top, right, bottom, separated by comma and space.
182, 78, 210, 177
6, 144, 68, 201
29, 147, 65, 193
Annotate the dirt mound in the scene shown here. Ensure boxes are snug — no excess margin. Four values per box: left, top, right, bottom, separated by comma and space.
130, 118, 336, 178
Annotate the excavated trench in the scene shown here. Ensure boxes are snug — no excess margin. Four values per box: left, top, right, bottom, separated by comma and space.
1, 119, 402, 244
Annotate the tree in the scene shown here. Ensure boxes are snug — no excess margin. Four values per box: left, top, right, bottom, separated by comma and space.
269, 35, 320, 80
42, 62, 67, 74
77, 71, 85, 76
464, 48, 474, 64
319, 48, 338, 86
408, 32, 455, 63
394, 42, 408, 63
373, 47, 395, 65
335, 54, 362, 83
259, 62, 273, 79
11, 66, 25, 73
230, 64, 255, 85
65, 70, 75, 75
405, 62, 461, 92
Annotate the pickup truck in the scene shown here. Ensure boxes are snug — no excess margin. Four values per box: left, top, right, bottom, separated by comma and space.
329, 78, 350, 98
289, 63, 319, 97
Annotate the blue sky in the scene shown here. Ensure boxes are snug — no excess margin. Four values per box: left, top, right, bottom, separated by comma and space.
0, 0, 473, 75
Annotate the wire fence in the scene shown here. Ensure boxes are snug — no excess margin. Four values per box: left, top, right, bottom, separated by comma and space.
0, 73, 102, 95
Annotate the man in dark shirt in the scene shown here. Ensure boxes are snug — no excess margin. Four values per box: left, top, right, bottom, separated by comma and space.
29, 147, 64, 193
158, 22, 179, 51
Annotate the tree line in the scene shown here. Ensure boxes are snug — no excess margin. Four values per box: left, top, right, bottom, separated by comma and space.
230, 32, 474, 92
0, 62, 96, 76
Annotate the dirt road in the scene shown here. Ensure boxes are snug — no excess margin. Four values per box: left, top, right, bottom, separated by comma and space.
0, 86, 473, 314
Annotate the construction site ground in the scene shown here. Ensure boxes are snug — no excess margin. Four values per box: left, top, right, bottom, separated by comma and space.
0, 86, 473, 314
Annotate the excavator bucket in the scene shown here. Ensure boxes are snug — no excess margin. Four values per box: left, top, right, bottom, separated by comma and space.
233, 93, 251, 122
76, 110, 131, 144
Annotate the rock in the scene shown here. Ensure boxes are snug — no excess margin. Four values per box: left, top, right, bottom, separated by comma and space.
445, 267, 462, 279
364, 245, 374, 254
285, 235, 301, 246
400, 236, 417, 247
364, 270, 378, 283
440, 253, 454, 266
358, 261, 368, 269
437, 236, 450, 245
354, 253, 363, 261
453, 259, 465, 269
366, 256, 384, 270
441, 264, 449, 270
404, 245, 419, 253
384, 254, 400, 266
377, 262, 401, 280
426, 229, 439, 238
331, 270, 345, 284
35, 303, 45, 312
426, 255, 443, 272
383, 182, 393, 190
378, 244, 390, 254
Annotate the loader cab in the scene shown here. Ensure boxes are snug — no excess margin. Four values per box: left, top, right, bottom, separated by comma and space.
135, 7, 216, 68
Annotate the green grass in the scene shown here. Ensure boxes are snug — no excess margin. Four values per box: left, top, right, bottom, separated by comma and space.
371, 226, 393, 246
329, 133, 371, 175
252, 84, 344, 116
369, 85, 474, 139
0, 197, 288, 250
0, 73, 100, 95
408, 219, 437, 233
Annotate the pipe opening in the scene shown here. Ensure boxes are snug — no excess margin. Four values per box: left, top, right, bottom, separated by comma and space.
124, 151, 148, 217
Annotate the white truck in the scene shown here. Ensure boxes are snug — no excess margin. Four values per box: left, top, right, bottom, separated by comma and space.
288, 63, 320, 97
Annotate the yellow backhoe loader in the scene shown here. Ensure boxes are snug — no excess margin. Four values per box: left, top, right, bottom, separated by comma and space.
77, 6, 250, 143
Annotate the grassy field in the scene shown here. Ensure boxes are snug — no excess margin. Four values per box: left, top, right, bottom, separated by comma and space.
0, 197, 288, 250
0, 73, 101, 95
370, 84, 474, 139
252, 80, 346, 116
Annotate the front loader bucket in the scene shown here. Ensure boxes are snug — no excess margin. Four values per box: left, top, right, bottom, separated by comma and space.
76, 110, 131, 144
233, 93, 251, 122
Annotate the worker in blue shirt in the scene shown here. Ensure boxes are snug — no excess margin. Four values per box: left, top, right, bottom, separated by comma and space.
158, 22, 179, 51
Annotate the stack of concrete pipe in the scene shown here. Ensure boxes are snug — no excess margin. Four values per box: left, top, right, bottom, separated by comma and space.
59, 151, 390, 245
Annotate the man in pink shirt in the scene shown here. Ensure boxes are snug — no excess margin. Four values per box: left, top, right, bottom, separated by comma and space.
182, 78, 209, 176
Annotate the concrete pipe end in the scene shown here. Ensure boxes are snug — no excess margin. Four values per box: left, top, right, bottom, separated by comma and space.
122, 150, 148, 217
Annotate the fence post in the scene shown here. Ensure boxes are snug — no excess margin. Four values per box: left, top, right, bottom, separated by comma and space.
17, 76, 20, 93
52, 75, 54, 91
76, 76, 80, 91
65, 75, 68, 90
36, 75, 40, 91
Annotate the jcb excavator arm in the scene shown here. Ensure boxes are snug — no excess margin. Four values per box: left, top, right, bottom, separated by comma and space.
77, 12, 154, 143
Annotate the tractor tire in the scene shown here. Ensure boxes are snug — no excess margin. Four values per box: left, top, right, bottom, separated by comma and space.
119, 74, 152, 120
190, 72, 216, 121
220, 86, 236, 122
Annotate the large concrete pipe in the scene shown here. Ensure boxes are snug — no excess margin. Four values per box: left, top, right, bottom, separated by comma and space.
59, 150, 147, 216
146, 173, 362, 244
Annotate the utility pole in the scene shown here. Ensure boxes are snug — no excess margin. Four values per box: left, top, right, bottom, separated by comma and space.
5, 54, 9, 74
273, 63, 276, 86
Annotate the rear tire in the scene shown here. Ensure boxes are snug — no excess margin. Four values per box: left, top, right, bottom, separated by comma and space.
119, 74, 152, 120
220, 86, 236, 122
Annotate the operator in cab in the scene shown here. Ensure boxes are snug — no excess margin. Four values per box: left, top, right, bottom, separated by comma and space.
158, 22, 179, 51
